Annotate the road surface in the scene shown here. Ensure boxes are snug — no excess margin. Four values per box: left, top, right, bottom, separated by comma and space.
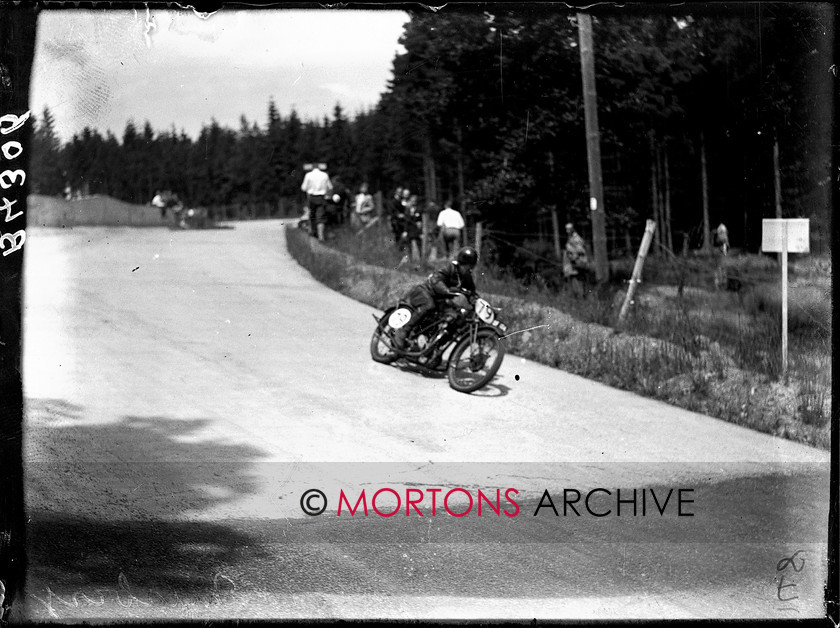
19, 221, 829, 620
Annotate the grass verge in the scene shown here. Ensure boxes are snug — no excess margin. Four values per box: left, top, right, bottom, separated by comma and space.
286, 223, 830, 450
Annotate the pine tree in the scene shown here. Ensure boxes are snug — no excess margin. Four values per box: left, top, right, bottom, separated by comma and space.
30, 106, 64, 195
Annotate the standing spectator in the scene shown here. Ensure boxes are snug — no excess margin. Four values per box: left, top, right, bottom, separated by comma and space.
301, 161, 333, 241
354, 182, 375, 230
329, 174, 350, 226
436, 199, 465, 257
715, 223, 729, 256
388, 187, 406, 247
405, 194, 423, 261
563, 222, 590, 294
151, 190, 167, 218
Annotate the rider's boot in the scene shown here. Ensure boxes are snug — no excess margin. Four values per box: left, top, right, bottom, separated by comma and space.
393, 327, 408, 350
393, 314, 419, 351
426, 348, 442, 369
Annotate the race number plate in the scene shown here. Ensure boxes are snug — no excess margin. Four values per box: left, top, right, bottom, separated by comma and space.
475, 298, 495, 324
388, 308, 412, 329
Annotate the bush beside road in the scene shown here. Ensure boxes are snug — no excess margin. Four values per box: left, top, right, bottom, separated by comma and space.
285, 224, 829, 450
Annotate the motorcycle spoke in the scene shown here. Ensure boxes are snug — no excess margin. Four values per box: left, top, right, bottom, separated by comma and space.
449, 334, 502, 387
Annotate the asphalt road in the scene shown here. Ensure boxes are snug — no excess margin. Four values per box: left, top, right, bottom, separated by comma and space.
19, 220, 830, 620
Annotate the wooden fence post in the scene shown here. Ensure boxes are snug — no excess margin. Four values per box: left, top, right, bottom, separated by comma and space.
618, 220, 656, 324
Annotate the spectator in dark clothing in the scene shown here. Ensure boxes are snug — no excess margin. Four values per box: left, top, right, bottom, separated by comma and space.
388, 187, 407, 246
404, 194, 423, 261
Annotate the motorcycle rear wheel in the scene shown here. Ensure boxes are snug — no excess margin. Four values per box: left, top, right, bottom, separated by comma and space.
370, 313, 399, 364
447, 329, 505, 393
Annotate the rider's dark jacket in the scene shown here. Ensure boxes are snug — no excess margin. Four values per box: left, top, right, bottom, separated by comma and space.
399, 261, 476, 335
422, 261, 476, 299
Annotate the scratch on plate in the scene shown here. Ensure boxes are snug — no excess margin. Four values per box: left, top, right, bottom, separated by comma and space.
142, 6, 156, 48
174, 3, 220, 19
293, 64, 305, 86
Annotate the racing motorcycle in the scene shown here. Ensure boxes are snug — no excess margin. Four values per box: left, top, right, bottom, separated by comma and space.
370, 290, 507, 393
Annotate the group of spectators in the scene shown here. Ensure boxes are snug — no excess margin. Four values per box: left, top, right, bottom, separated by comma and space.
300, 161, 378, 241
302, 168, 468, 262
302, 166, 593, 291
151, 189, 186, 227
386, 187, 467, 261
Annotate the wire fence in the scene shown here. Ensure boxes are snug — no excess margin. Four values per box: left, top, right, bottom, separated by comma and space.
475, 225, 830, 336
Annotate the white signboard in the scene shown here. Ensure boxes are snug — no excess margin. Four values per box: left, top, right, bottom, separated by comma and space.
761, 218, 810, 253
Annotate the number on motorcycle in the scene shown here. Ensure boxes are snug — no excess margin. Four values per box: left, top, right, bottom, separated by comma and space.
475, 298, 495, 324
388, 308, 412, 329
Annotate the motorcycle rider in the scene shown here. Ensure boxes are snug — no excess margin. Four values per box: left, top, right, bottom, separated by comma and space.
393, 246, 479, 352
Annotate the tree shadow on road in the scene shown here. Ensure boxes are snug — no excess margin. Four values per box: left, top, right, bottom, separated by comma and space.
24, 397, 272, 614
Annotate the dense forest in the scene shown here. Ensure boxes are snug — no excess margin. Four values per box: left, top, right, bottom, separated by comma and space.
30, 4, 833, 257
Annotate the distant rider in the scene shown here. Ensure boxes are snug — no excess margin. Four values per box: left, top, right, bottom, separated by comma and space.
393, 246, 479, 351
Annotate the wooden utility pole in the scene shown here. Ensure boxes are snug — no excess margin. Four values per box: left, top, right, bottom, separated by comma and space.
577, 12, 609, 283
700, 131, 711, 253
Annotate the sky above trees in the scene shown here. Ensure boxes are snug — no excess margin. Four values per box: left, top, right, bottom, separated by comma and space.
30, 8, 409, 142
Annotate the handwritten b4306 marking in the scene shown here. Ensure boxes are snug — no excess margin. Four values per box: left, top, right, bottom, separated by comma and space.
0, 109, 29, 257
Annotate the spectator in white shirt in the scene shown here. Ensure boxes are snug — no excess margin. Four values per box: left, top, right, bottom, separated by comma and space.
436, 199, 465, 257
301, 162, 333, 241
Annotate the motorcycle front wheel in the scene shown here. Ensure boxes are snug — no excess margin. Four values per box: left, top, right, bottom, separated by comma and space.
447, 329, 505, 393
370, 313, 399, 364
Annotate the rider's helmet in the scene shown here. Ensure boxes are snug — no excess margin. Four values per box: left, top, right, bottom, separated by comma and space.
455, 246, 478, 269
